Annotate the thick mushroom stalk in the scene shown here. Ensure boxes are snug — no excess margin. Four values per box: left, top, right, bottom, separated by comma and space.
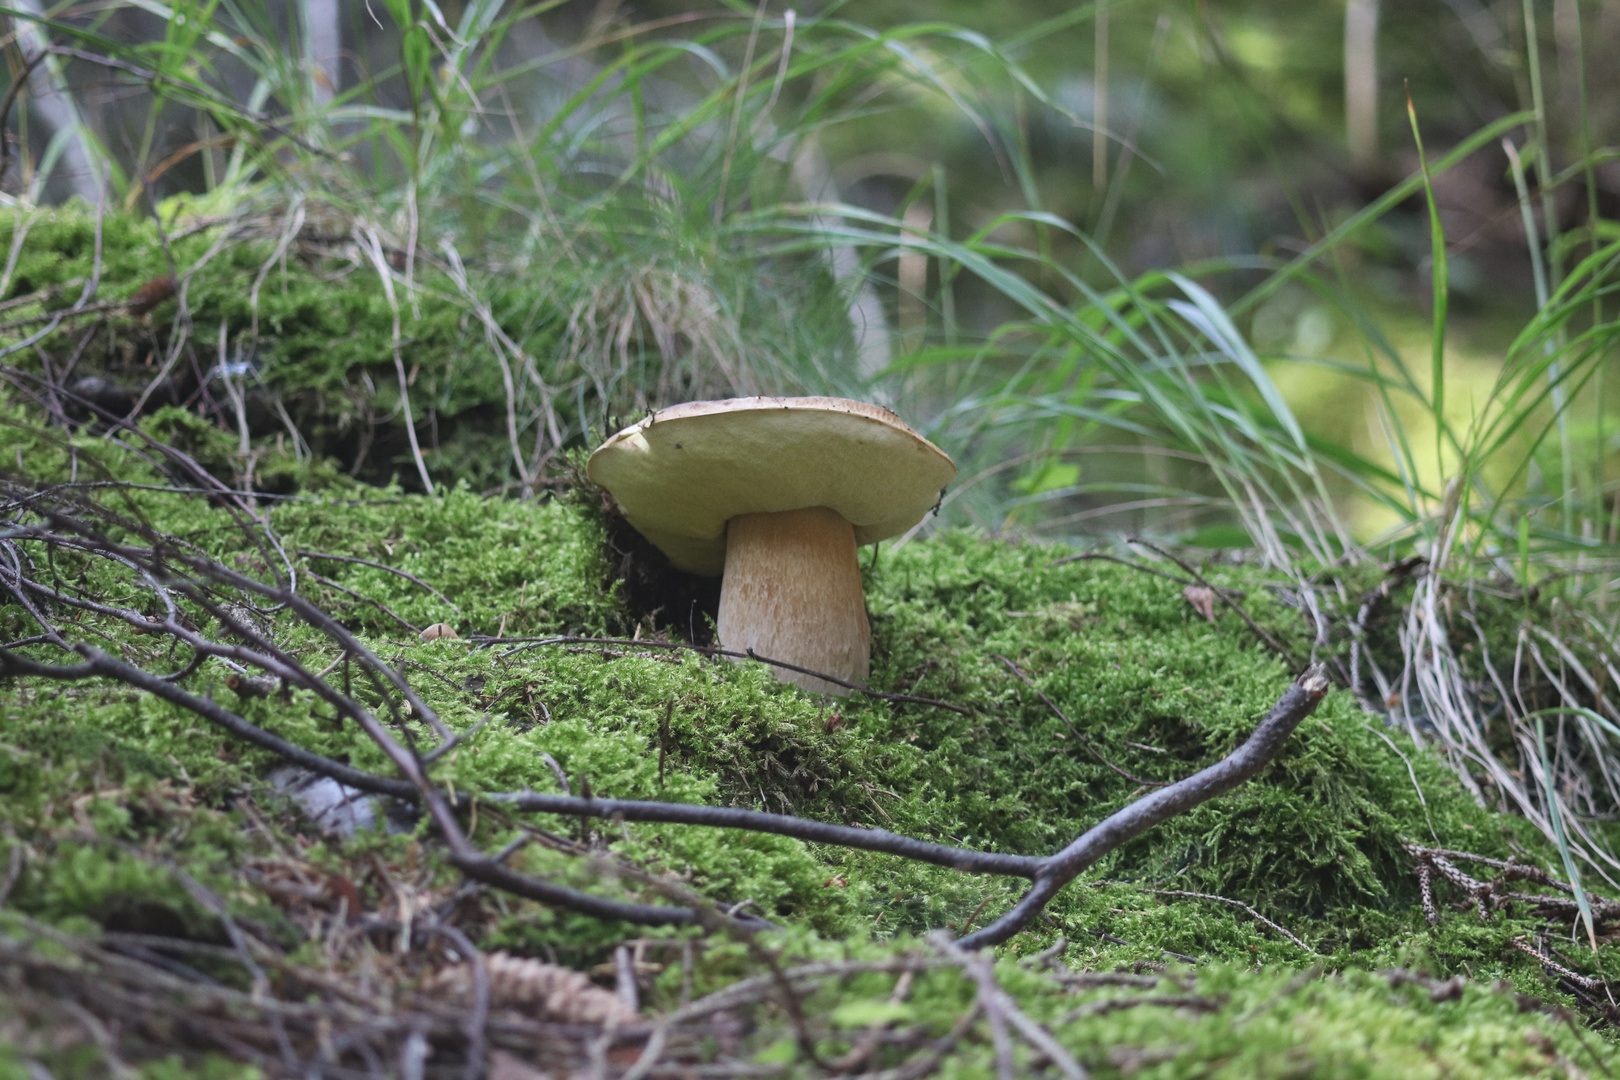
716, 506, 870, 695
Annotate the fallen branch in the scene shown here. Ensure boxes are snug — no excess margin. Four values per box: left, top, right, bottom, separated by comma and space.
1142, 889, 1316, 955
1125, 538, 1299, 665
1057, 994, 1223, 1023
1509, 937, 1606, 994
300, 548, 462, 614
932, 932, 1088, 1080
493, 790, 1041, 878
993, 654, 1169, 787
957, 665, 1331, 949
1405, 844, 1620, 923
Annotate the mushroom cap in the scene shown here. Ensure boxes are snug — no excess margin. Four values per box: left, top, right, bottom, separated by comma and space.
587, 396, 956, 575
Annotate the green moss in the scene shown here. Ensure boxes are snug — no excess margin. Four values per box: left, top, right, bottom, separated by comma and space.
652, 928, 1618, 1077
0, 205, 542, 489
0, 410, 1551, 936
1, 406, 1617, 1074
0, 204, 863, 494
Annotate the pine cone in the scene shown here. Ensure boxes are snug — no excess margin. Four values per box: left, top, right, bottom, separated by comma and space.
425, 951, 638, 1026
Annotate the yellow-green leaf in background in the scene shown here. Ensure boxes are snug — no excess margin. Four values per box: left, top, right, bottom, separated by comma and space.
829, 1000, 914, 1029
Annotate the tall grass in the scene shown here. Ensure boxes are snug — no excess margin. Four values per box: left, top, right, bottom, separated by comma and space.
4, 0, 1069, 492
738, 3, 1620, 904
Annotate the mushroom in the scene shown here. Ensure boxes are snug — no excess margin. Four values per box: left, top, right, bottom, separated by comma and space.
587, 396, 955, 694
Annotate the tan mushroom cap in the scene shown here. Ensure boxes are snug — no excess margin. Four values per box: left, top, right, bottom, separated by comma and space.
586, 396, 956, 576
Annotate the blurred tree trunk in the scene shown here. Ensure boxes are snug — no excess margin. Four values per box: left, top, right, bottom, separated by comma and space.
302, 0, 341, 106
8, 0, 104, 201
791, 141, 892, 390
1093, 8, 1108, 191
1345, 0, 1379, 170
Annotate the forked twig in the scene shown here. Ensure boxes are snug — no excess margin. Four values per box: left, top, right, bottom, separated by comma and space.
932, 932, 1087, 1080
958, 665, 1331, 949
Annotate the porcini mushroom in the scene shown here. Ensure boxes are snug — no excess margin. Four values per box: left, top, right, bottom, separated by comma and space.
586, 397, 956, 695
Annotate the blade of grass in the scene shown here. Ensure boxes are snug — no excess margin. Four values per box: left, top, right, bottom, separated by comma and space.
1535, 715, 1599, 950
1503, 136, 1573, 535
1405, 88, 1449, 488
1233, 111, 1534, 318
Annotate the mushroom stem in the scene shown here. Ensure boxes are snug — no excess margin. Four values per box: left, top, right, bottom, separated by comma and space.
717, 505, 871, 695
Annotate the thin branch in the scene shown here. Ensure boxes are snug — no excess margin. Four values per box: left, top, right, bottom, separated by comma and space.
0, 646, 416, 801
1127, 538, 1299, 664
301, 548, 461, 613
492, 791, 1041, 878
45, 46, 338, 161
993, 654, 1169, 787
0, 493, 1333, 945
0, 50, 49, 187
1510, 936, 1605, 992
0, 297, 123, 334
305, 568, 423, 635
423, 923, 489, 1080
1142, 888, 1316, 954
485, 635, 971, 714
1049, 548, 1244, 600
958, 664, 1331, 949
933, 932, 1087, 1080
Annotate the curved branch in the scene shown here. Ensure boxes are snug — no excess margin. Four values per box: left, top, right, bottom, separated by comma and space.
300, 548, 461, 613
0, 641, 722, 928
0, 646, 415, 800
957, 663, 1331, 949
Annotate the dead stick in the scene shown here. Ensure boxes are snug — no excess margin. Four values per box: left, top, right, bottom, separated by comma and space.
301, 548, 461, 613
958, 664, 1331, 949
993, 653, 1168, 787
1128, 537, 1299, 664
1143, 888, 1316, 954
2, 511, 1334, 940
424, 923, 489, 1080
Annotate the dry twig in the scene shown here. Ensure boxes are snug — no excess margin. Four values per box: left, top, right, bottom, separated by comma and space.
1142, 888, 1316, 954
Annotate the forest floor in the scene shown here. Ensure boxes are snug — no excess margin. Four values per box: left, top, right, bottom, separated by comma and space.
1, 208, 1619, 1078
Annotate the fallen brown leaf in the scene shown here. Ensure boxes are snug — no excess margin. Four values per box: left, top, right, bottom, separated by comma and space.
1183, 585, 1216, 623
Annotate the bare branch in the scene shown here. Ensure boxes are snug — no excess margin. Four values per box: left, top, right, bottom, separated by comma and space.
993, 653, 1168, 787
958, 665, 1331, 950
1142, 889, 1316, 954
300, 548, 461, 613
493, 791, 1042, 878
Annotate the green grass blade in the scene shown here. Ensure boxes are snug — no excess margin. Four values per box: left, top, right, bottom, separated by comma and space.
1405, 91, 1449, 482
1535, 715, 1598, 950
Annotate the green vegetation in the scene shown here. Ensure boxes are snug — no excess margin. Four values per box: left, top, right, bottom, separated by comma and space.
2, 405, 1618, 1074
3, 0, 1620, 1073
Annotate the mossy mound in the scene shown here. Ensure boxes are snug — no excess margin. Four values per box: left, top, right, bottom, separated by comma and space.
0, 203, 856, 494
2, 408, 1618, 1076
